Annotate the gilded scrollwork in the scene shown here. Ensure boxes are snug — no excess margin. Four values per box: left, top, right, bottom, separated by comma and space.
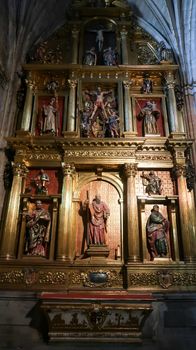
39, 271, 68, 285
64, 150, 135, 158
0, 270, 24, 284
27, 153, 61, 161
129, 270, 196, 289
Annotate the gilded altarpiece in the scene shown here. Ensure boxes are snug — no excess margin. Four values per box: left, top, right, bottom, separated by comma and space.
0, 0, 196, 344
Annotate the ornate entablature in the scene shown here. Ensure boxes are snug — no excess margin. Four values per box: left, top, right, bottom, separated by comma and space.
0, 0, 196, 343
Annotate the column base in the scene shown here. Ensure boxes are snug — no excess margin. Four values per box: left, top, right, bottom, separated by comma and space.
126, 256, 141, 263
169, 132, 186, 139
16, 129, 31, 137
123, 131, 138, 138
62, 131, 79, 138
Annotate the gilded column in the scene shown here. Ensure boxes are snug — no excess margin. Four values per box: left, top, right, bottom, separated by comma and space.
21, 80, 34, 131
120, 27, 129, 65
56, 163, 75, 261
173, 164, 196, 262
165, 72, 179, 132
0, 162, 28, 259
71, 26, 79, 64
124, 163, 140, 262
123, 81, 133, 132
67, 80, 77, 132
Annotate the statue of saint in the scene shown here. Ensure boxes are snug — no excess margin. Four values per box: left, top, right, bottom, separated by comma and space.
141, 77, 153, 94
42, 97, 57, 134
103, 47, 117, 66
33, 169, 50, 195
25, 200, 51, 257
141, 171, 162, 196
137, 101, 160, 135
83, 194, 110, 245
83, 47, 97, 66
146, 205, 169, 261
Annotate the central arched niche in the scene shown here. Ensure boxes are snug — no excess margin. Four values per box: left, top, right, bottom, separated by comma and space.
76, 178, 122, 260
82, 18, 117, 65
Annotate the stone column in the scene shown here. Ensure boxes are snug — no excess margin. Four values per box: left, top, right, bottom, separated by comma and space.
173, 164, 196, 262
123, 81, 133, 132
124, 163, 140, 262
165, 72, 179, 132
56, 163, 75, 261
120, 27, 129, 65
67, 80, 77, 132
0, 162, 28, 259
71, 26, 79, 64
21, 81, 34, 131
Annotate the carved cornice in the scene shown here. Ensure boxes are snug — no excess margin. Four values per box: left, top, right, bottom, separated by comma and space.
22, 64, 178, 88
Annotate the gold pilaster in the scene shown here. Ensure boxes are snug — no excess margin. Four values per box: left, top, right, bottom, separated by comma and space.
67, 80, 77, 132
21, 81, 34, 131
123, 81, 133, 132
165, 72, 179, 133
120, 27, 129, 65
124, 163, 140, 262
0, 162, 29, 259
56, 163, 75, 261
167, 197, 180, 262
71, 26, 80, 64
49, 198, 59, 261
173, 164, 194, 262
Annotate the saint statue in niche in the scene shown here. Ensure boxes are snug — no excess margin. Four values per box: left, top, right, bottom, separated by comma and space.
25, 200, 51, 257
81, 86, 119, 138
83, 194, 110, 245
83, 47, 97, 66
137, 100, 160, 136
141, 77, 153, 94
141, 171, 162, 196
32, 169, 50, 195
146, 205, 169, 261
38, 97, 59, 135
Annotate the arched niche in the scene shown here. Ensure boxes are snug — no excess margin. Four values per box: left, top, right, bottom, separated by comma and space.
81, 18, 118, 65
75, 175, 123, 260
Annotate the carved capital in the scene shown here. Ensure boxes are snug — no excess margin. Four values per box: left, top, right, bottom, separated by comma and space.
172, 164, 186, 179
12, 162, 29, 177
62, 162, 75, 176
123, 80, 132, 89
68, 79, 77, 89
165, 72, 176, 89
120, 27, 128, 38
72, 26, 80, 38
124, 163, 138, 178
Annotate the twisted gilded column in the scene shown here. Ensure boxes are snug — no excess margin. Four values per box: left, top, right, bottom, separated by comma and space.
71, 26, 79, 64
165, 72, 179, 133
124, 163, 140, 262
0, 162, 28, 259
123, 81, 133, 132
120, 27, 129, 65
56, 163, 75, 261
173, 164, 196, 262
67, 80, 77, 132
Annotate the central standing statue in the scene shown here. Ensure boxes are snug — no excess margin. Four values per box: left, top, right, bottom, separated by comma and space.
84, 194, 110, 245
